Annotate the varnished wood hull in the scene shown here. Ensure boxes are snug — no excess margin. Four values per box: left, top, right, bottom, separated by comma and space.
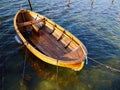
14, 9, 87, 71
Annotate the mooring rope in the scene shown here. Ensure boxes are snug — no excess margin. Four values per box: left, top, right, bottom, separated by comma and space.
88, 56, 120, 73
1, 65, 4, 90
27, 0, 32, 11
56, 59, 59, 90
21, 48, 27, 86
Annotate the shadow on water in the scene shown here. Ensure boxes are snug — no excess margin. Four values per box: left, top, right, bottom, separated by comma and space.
0, 45, 25, 90
21, 50, 80, 90
0, 44, 82, 90
9, 41, 119, 90
0, 25, 119, 90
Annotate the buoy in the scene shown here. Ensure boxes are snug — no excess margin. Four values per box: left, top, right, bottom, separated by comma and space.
15, 35, 23, 44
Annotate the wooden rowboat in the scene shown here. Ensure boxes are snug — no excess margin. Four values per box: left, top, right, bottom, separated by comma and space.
14, 9, 87, 71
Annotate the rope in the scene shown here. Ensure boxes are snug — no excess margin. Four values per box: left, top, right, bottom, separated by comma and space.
27, 0, 32, 11
1, 65, 4, 90
88, 57, 120, 73
20, 48, 27, 87
56, 59, 59, 90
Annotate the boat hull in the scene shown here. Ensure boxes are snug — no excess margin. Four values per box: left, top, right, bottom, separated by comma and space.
14, 9, 87, 71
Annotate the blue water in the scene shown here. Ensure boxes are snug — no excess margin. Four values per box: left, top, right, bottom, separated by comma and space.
0, 0, 120, 90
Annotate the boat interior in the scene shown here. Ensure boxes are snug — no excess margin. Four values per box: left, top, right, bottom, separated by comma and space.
16, 10, 85, 61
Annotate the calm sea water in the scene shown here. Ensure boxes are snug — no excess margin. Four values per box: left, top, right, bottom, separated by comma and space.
0, 0, 120, 90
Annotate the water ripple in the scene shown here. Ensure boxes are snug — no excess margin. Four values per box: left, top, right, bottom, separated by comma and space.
0, 0, 120, 90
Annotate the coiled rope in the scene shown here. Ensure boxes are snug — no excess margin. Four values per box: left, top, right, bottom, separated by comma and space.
88, 56, 120, 73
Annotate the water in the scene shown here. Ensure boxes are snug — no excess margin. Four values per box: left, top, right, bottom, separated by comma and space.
0, 0, 120, 90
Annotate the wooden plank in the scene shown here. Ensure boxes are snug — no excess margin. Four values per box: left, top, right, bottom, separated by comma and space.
18, 18, 45, 27
52, 27, 63, 40
61, 47, 84, 62
45, 25, 78, 50
41, 32, 65, 55
30, 30, 66, 59
45, 21, 55, 33
44, 28, 70, 53
30, 34, 59, 58
28, 25, 75, 59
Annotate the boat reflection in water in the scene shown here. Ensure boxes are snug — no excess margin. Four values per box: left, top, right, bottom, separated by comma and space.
24, 49, 80, 90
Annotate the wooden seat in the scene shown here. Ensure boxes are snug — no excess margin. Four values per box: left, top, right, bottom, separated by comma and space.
18, 18, 45, 27
32, 22, 45, 33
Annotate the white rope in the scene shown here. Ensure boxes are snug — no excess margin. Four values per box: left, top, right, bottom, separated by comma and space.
88, 57, 120, 73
